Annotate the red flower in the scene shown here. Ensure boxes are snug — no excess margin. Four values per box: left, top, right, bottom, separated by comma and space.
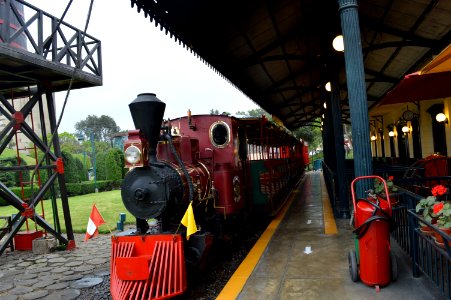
433, 202, 444, 215
432, 185, 447, 197
388, 176, 394, 181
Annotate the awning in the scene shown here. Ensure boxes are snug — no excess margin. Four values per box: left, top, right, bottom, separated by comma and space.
378, 44, 451, 106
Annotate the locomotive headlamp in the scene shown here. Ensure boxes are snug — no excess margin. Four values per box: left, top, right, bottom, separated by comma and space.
125, 145, 141, 164
124, 130, 149, 168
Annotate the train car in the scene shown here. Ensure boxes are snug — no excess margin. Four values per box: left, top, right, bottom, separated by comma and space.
110, 93, 308, 300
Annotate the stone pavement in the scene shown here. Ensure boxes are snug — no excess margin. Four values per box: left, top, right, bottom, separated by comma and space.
0, 231, 112, 300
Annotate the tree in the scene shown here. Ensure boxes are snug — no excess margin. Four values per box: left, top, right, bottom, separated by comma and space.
57, 132, 83, 154
75, 115, 120, 142
236, 108, 271, 119
293, 119, 322, 151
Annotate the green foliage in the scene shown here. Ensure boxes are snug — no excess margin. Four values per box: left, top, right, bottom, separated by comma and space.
0, 157, 31, 187
0, 186, 51, 206
209, 109, 231, 116
75, 115, 120, 142
96, 149, 123, 181
243, 108, 270, 118
374, 177, 397, 194
293, 120, 322, 150
15, 159, 30, 187
109, 148, 125, 179
0, 157, 16, 187
73, 153, 90, 181
95, 152, 107, 180
61, 151, 81, 183
58, 132, 83, 153
434, 202, 451, 228
415, 196, 437, 223
65, 180, 122, 197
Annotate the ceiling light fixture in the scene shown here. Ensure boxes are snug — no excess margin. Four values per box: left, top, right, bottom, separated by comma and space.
332, 35, 344, 52
325, 82, 331, 92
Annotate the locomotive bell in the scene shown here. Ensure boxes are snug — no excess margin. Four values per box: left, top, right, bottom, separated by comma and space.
129, 93, 166, 158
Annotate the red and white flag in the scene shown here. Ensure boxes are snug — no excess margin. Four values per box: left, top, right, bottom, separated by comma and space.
84, 204, 105, 241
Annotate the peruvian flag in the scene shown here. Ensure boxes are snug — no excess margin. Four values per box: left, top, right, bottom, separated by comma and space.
84, 204, 105, 241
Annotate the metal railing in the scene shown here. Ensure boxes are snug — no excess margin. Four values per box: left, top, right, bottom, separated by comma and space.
407, 210, 451, 299
0, 0, 102, 77
322, 160, 451, 299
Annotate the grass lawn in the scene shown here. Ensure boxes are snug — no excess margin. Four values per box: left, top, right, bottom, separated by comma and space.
0, 190, 135, 234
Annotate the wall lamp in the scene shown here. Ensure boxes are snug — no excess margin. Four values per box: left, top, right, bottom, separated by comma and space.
436, 112, 448, 123
370, 135, 377, 141
402, 125, 410, 133
388, 130, 395, 137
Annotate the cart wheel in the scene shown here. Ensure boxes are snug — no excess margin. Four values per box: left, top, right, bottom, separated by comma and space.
348, 250, 359, 282
390, 252, 398, 281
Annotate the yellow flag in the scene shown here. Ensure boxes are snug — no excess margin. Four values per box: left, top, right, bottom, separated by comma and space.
181, 202, 197, 240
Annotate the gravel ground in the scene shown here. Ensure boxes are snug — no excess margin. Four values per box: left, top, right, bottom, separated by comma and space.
77, 219, 267, 300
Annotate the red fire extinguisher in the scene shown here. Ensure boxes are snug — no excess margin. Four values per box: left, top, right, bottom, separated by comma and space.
349, 175, 397, 291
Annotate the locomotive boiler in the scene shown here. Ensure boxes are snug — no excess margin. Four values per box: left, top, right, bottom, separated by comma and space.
110, 93, 308, 300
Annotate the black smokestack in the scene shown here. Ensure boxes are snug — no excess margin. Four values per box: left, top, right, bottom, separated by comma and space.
129, 93, 166, 158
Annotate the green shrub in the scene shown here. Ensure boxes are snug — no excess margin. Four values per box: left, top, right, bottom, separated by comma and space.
0, 157, 31, 187
61, 151, 81, 183
0, 186, 51, 206
0, 179, 123, 205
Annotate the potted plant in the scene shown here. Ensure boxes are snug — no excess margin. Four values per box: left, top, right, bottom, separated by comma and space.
415, 184, 448, 237
415, 195, 437, 236
374, 175, 399, 205
432, 201, 451, 247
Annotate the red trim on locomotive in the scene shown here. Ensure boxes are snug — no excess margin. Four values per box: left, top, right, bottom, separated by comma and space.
111, 235, 187, 300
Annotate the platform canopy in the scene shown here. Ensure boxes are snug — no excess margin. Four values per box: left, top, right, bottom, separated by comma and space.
129, 0, 451, 131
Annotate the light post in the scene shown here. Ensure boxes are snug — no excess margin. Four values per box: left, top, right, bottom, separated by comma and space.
90, 131, 98, 193
78, 132, 98, 192
77, 134, 87, 181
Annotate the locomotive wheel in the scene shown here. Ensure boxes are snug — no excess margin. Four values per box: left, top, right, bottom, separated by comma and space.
348, 250, 359, 282
390, 252, 398, 281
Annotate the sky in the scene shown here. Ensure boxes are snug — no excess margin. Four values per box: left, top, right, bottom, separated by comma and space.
24, 0, 259, 133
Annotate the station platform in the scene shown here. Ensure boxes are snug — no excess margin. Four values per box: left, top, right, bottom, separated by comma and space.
217, 171, 443, 300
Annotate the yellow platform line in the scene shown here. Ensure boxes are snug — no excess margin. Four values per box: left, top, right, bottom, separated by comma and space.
320, 172, 338, 235
216, 190, 298, 300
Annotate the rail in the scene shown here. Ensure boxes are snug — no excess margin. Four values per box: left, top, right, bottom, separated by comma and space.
407, 210, 451, 299
0, 0, 102, 77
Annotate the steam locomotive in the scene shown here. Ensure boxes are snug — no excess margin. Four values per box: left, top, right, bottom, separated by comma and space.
110, 93, 309, 300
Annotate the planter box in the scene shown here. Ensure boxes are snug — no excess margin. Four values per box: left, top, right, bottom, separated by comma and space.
14, 230, 43, 251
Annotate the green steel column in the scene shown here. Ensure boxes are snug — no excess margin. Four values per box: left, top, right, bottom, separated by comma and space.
337, 0, 372, 197
331, 79, 349, 218
324, 107, 334, 169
